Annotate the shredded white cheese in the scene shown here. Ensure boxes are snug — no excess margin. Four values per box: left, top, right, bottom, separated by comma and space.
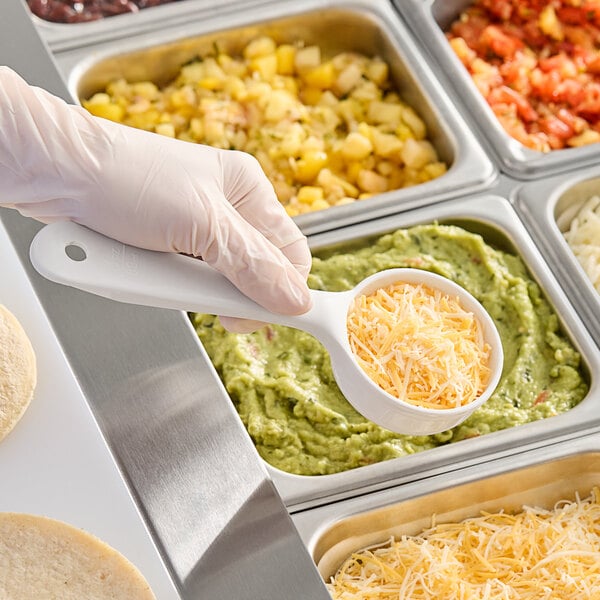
327, 487, 600, 599
346, 282, 491, 409
563, 195, 600, 294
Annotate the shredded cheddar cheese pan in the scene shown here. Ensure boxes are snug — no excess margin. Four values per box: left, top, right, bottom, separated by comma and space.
302, 451, 600, 600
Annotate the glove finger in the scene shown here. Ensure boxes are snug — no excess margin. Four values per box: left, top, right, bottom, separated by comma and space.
199, 199, 312, 316
220, 151, 312, 278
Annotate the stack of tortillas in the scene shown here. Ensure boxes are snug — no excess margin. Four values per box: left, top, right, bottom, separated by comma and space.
0, 513, 156, 598
0, 305, 36, 442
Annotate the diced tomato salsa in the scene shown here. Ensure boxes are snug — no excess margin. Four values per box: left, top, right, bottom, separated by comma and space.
447, 0, 600, 151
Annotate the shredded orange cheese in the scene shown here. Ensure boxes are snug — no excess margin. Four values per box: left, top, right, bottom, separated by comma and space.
346, 282, 491, 409
327, 487, 600, 600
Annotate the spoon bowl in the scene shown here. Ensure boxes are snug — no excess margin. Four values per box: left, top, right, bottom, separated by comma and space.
29, 221, 503, 435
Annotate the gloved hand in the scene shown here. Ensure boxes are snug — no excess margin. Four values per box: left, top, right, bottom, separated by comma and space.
0, 66, 312, 332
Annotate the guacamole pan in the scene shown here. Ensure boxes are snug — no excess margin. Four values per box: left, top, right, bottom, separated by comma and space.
393, 0, 600, 180
52, 0, 495, 236
513, 168, 600, 348
292, 430, 600, 585
191, 193, 599, 510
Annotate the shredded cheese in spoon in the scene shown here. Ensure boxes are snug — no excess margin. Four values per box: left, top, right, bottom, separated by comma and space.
346, 281, 491, 409
327, 487, 600, 600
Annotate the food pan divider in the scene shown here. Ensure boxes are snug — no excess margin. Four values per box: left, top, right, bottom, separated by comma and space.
52, 0, 496, 237
209, 192, 597, 511
292, 426, 600, 583
391, 0, 600, 181
28, 0, 268, 52
513, 169, 600, 348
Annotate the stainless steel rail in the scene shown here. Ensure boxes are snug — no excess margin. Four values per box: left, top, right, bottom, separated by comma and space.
1, 2, 330, 597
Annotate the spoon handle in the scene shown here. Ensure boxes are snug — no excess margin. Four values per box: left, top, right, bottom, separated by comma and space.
29, 221, 312, 324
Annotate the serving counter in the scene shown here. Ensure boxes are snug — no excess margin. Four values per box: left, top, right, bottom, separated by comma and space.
0, 1, 330, 598
3, 0, 600, 598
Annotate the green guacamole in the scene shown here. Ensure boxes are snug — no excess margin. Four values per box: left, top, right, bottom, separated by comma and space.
192, 224, 588, 476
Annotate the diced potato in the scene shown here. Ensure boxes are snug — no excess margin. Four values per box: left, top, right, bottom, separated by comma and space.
169, 86, 195, 108
375, 160, 394, 176
243, 36, 277, 59
224, 76, 247, 100
318, 90, 339, 107
334, 63, 363, 96
357, 169, 388, 194
350, 81, 380, 102
317, 169, 359, 198
203, 119, 226, 144
366, 59, 389, 87
294, 46, 321, 72
279, 122, 306, 156
297, 186, 324, 204
131, 81, 159, 100
400, 139, 438, 169
277, 76, 299, 95
126, 98, 151, 114
371, 129, 404, 158
244, 81, 272, 100
367, 101, 403, 126
419, 161, 447, 182
263, 89, 297, 121
401, 106, 427, 140
250, 54, 278, 81
300, 135, 325, 154
155, 122, 176, 137
311, 198, 330, 211
179, 62, 206, 84
395, 122, 414, 141
218, 54, 248, 78
341, 132, 373, 161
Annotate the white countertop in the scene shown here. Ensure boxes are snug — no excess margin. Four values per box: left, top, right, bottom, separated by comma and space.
0, 217, 180, 599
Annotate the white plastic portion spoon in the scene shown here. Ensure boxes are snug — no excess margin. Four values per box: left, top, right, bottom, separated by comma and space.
29, 221, 503, 436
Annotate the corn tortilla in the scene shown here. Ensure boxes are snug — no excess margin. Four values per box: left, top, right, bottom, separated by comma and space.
0, 305, 36, 442
0, 513, 156, 599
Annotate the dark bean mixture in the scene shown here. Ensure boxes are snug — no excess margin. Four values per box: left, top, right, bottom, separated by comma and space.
27, 0, 181, 23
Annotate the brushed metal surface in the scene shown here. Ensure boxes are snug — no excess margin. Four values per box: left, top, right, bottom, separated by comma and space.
513, 169, 600, 348
1, 2, 330, 597
395, 0, 600, 180
52, 0, 496, 237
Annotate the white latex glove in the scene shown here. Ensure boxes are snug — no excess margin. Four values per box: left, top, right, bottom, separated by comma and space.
0, 66, 312, 332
